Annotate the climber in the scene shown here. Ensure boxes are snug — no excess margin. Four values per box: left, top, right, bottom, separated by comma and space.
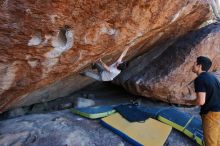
80, 47, 129, 81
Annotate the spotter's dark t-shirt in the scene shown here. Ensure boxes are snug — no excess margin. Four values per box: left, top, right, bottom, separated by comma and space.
194, 72, 220, 115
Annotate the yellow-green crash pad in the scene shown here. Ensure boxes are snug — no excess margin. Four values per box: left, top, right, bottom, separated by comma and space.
100, 113, 172, 146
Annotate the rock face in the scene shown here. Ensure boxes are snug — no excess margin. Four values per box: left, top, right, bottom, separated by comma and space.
0, 0, 211, 112
114, 23, 220, 104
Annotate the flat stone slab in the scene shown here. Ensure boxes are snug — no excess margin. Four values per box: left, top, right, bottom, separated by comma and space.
0, 110, 129, 146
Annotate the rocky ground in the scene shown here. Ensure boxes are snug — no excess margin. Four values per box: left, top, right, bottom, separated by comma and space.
0, 82, 200, 146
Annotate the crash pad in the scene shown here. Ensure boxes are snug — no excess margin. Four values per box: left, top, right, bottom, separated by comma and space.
100, 113, 172, 146
156, 108, 204, 146
183, 117, 204, 146
72, 105, 116, 119
114, 104, 150, 122
136, 107, 204, 145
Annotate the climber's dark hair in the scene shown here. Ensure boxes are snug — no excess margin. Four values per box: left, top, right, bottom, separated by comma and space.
117, 62, 128, 71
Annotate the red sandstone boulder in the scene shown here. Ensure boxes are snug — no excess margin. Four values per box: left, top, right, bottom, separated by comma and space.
114, 23, 220, 105
0, 0, 211, 112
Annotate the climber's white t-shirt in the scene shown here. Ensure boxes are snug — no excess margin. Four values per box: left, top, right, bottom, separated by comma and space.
101, 62, 121, 81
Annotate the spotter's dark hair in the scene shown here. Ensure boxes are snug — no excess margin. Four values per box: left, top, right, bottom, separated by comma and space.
196, 56, 212, 72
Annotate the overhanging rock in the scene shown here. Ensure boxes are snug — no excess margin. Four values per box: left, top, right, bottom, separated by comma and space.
0, 0, 211, 112
114, 23, 220, 105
